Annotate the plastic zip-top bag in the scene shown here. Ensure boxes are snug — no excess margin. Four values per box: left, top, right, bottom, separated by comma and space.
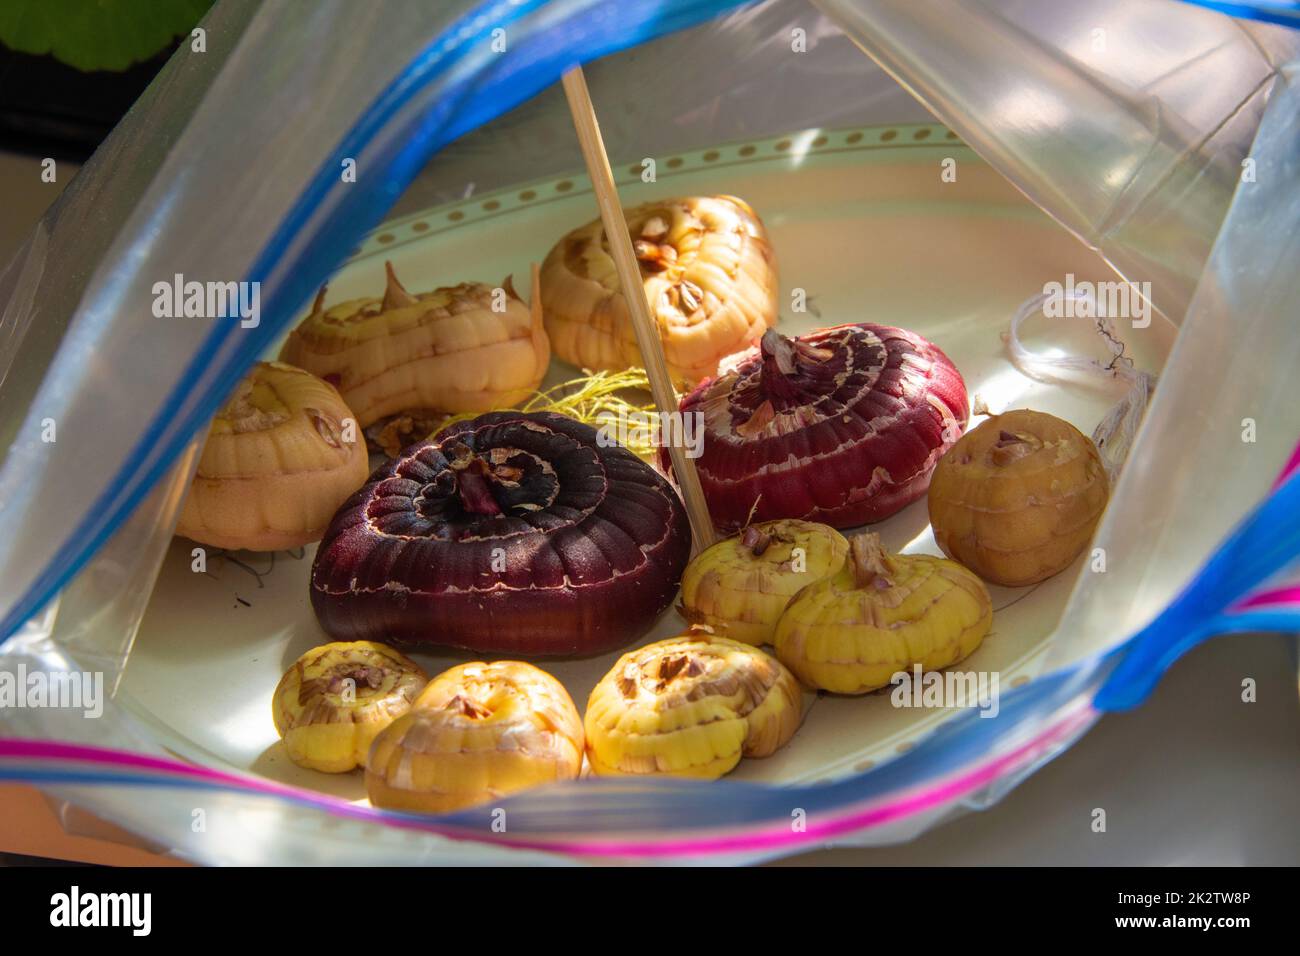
1, 0, 1298, 864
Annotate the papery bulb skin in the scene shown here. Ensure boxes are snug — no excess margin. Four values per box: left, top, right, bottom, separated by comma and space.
669, 324, 968, 532
540, 195, 779, 385
271, 641, 428, 773
366, 661, 583, 813
584, 630, 803, 778
309, 411, 692, 656
280, 261, 550, 427
774, 534, 992, 695
176, 361, 370, 551
927, 409, 1109, 586
678, 519, 849, 645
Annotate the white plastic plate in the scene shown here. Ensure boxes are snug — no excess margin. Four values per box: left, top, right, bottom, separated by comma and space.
117, 125, 1175, 800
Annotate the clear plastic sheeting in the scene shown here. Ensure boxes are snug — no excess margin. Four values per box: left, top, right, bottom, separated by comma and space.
0, 0, 1298, 863
1082, 61, 1300, 689
814, 0, 1299, 324
2, 0, 740, 647
814, 0, 1300, 669
0, 0, 480, 644
395, 0, 933, 213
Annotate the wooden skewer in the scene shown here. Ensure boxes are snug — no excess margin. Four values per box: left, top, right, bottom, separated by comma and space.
561, 66, 717, 553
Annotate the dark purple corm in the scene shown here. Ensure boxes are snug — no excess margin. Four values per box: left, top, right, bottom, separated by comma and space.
310, 411, 691, 656
667, 324, 969, 532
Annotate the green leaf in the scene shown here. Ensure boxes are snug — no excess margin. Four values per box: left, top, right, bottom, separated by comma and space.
0, 0, 213, 72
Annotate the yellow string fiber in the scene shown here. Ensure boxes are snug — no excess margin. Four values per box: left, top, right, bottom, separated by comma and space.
429, 367, 662, 460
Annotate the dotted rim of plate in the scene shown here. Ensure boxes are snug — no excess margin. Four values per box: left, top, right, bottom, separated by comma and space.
354, 123, 967, 258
